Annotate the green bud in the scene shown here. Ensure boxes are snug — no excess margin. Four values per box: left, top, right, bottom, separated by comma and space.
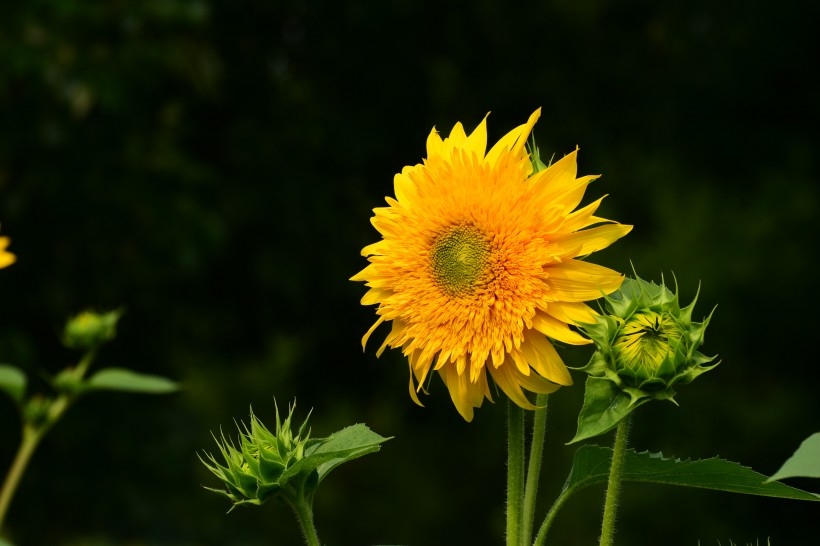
200, 401, 314, 509
62, 309, 123, 349
570, 275, 719, 443
580, 275, 718, 404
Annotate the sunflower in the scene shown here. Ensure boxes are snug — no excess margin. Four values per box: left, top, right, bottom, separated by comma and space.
352, 109, 631, 421
0, 233, 15, 269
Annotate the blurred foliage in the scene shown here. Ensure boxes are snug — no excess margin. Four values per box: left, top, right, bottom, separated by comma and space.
0, 0, 818, 544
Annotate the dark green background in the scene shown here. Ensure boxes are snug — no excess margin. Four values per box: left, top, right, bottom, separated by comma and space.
1, 1, 818, 544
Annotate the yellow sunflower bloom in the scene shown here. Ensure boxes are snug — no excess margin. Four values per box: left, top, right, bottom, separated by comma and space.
352, 109, 631, 421
0, 235, 15, 269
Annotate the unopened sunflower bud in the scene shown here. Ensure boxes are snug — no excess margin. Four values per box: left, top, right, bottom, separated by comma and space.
200, 402, 313, 509
580, 275, 718, 405
570, 275, 719, 443
62, 309, 122, 349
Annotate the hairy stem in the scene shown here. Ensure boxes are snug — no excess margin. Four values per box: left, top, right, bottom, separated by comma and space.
507, 400, 525, 546
521, 394, 549, 546
599, 415, 631, 546
290, 492, 320, 546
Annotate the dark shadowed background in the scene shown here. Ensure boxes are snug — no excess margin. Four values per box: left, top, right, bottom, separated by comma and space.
1, 1, 818, 545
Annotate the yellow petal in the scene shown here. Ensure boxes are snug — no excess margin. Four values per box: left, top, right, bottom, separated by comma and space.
426, 127, 445, 159
553, 223, 633, 258
360, 288, 387, 305
533, 148, 579, 192
485, 108, 541, 165
361, 316, 386, 350
488, 359, 560, 411
465, 113, 489, 158
546, 261, 625, 302
510, 108, 541, 158
439, 365, 476, 421
393, 172, 417, 205
520, 332, 573, 386
545, 302, 598, 325
0, 250, 15, 268
561, 196, 604, 232
488, 361, 536, 410
376, 320, 405, 357
447, 121, 468, 148
531, 312, 591, 345
407, 366, 424, 407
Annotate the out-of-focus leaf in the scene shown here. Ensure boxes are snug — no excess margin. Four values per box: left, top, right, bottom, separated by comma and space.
86, 368, 179, 394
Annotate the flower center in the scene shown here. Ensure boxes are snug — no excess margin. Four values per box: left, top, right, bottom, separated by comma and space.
613, 311, 680, 373
429, 224, 492, 297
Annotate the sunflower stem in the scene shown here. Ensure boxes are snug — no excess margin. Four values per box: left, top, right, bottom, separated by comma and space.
599, 414, 631, 546
288, 488, 320, 546
521, 394, 549, 546
0, 348, 97, 532
0, 424, 41, 531
507, 399, 525, 546
533, 481, 572, 546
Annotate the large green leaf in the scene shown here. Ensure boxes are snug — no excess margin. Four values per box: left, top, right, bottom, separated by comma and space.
0, 364, 26, 403
86, 368, 179, 394
767, 432, 820, 482
569, 377, 651, 444
278, 423, 391, 485
313, 423, 392, 483
564, 445, 820, 500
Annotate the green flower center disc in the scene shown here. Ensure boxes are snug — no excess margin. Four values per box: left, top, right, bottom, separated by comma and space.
613, 311, 681, 375
430, 224, 491, 297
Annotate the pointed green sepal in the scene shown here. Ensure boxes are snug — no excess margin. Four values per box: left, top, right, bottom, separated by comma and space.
526, 133, 551, 174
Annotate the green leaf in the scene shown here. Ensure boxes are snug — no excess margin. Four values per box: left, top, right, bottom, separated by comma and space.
568, 377, 651, 444
0, 364, 27, 403
278, 423, 391, 486
313, 423, 392, 482
0, 537, 16, 546
767, 432, 820, 482
86, 368, 179, 394
564, 445, 820, 501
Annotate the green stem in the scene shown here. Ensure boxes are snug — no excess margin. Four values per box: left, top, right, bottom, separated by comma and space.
506, 400, 525, 546
599, 415, 631, 546
521, 394, 548, 546
533, 483, 572, 546
72, 348, 97, 380
0, 347, 97, 532
289, 491, 321, 546
0, 425, 41, 529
